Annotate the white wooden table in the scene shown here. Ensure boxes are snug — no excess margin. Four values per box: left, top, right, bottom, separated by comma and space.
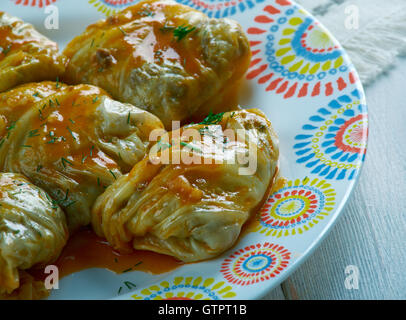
263, 56, 406, 300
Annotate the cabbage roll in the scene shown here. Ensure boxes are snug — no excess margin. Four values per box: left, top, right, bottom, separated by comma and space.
92, 109, 279, 262
0, 173, 68, 297
63, 0, 251, 128
0, 12, 65, 93
0, 82, 164, 231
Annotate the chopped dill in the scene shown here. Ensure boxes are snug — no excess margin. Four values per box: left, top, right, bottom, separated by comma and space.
118, 27, 127, 36
61, 157, 73, 168
67, 126, 76, 140
127, 112, 131, 124
160, 21, 175, 32
124, 281, 136, 290
28, 129, 40, 138
2, 44, 12, 55
109, 170, 117, 180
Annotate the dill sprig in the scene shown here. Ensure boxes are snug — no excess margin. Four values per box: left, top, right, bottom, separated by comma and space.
199, 111, 225, 125
173, 24, 196, 41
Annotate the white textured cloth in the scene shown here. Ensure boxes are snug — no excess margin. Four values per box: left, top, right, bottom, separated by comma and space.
296, 0, 406, 86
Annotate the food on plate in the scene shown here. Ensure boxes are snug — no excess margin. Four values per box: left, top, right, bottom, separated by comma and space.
63, 0, 251, 128
92, 109, 279, 262
0, 12, 65, 93
0, 173, 68, 299
0, 0, 282, 299
0, 82, 164, 231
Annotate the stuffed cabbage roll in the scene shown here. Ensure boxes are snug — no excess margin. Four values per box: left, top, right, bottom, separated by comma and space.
0, 82, 164, 231
92, 109, 279, 262
63, 0, 251, 128
0, 173, 68, 298
0, 12, 65, 93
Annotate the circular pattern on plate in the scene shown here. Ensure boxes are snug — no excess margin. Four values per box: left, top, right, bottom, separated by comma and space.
246, 2, 358, 98
131, 276, 236, 300
294, 89, 368, 180
13, 0, 57, 7
221, 242, 291, 285
88, 0, 139, 15
176, 0, 265, 18
88, 0, 266, 16
253, 177, 336, 237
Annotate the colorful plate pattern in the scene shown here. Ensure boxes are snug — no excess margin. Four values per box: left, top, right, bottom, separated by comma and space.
3, 0, 368, 300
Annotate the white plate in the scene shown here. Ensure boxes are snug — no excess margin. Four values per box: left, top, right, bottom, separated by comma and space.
3, 0, 368, 300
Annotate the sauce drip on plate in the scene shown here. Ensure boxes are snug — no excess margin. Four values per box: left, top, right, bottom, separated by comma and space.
29, 227, 183, 280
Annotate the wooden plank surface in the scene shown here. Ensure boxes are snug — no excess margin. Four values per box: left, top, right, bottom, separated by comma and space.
263, 57, 406, 300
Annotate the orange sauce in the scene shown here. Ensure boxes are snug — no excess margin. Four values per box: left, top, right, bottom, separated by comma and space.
29, 228, 183, 280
